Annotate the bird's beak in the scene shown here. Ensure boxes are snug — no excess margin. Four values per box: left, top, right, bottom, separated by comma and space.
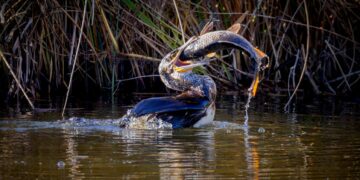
170, 37, 201, 73
170, 48, 195, 73
173, 59, 194, 73
174, 59, 211, 73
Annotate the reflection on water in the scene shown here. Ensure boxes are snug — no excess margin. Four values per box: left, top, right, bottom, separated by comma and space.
0, 95, 360, 178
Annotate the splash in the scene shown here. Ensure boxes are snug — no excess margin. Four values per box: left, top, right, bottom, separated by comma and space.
244, 91, 253, 127
119, 110, 173, 129
244, 68, 261, 127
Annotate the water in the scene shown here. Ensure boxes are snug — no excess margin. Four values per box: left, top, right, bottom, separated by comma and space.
0, 95, 360, 178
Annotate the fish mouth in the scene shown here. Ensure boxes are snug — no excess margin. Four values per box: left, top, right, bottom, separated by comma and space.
254, 47, 270, 71
175, 59, 192, 67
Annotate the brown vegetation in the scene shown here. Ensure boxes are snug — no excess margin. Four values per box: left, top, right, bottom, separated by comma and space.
0, 0, 359, 108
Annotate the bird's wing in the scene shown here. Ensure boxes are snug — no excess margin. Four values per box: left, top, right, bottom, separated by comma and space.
156, 109, 207, 128
131, 96, 209, 117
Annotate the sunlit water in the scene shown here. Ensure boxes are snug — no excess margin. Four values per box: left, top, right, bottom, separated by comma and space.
0, 95, 360, 178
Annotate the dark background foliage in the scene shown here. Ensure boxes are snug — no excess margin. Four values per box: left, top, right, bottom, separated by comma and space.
0, 0, 359, 105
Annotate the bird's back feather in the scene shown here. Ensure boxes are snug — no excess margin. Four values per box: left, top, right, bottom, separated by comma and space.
129, 96, 211, 128
131, 96, 209, 117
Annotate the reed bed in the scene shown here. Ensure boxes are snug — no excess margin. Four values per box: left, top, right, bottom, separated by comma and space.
0, 0, 359, 107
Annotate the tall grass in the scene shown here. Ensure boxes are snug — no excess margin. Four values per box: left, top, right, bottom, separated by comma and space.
0, 0, 359, 106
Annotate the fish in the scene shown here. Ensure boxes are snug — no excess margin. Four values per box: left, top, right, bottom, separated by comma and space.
177, 23, 270, 96
179, 23, 269, 70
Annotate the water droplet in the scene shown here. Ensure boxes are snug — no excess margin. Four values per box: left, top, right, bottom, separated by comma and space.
258, 127, 266, 133
57, 161, 65, 169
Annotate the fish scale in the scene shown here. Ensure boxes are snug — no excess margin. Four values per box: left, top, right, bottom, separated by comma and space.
179, 31, 265, 65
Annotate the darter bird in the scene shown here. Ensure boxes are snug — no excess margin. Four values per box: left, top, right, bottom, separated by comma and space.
120, 23, 269, 129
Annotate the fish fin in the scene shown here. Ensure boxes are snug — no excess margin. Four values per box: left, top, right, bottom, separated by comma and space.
206, 52, 217, 58
227, 23, 241, 34
254, 47, 267, 59
200, 21, 214, 35
250, 73, 260, 97
234, 11, 249, 25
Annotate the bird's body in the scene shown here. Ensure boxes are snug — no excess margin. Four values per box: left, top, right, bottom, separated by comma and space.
120, 23, 268, 129
121, 48, 217, 129
120, 96, 215, 129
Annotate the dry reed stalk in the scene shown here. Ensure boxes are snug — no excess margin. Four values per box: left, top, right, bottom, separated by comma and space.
284, 0, 310, 112
172, 0, 185, 43
305, 69, 320, 94
62, 0, 88, 117
325, 40, 351, 91
113, 74, 160, 95
118, 53, 161, 62
0, 49, 34, 109
0, 0, 359, 103
99, 5, 120, 53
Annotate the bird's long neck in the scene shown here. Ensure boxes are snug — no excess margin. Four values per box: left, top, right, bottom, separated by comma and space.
159, 56, 216, 101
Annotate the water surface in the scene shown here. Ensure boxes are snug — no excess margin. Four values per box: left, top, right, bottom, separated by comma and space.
0, 95, 359, 178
